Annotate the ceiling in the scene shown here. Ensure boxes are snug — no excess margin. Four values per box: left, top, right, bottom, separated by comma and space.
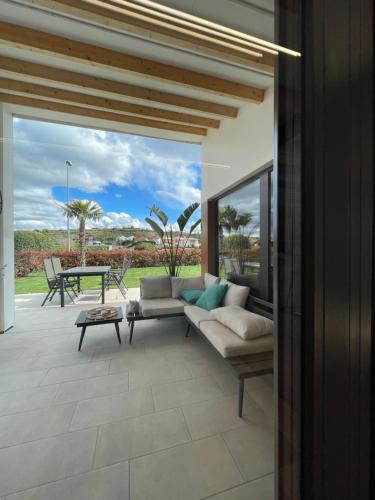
0, 0, 275, 143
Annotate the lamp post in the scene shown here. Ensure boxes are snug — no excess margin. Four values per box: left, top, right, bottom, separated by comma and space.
65, 161, 72, 251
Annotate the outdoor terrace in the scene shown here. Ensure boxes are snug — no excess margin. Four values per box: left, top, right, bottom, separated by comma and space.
0, 291, 274, 499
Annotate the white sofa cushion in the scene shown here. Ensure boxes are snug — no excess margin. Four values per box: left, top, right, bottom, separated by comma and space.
200, 320, 273, 358
140, 276, 171, 299
184, 305, 212, 327
211, 305, 273, 340
220, 279, 249, 307
204, 273, 220, 288
140, 298, 184, 317
171, 276, 205, 298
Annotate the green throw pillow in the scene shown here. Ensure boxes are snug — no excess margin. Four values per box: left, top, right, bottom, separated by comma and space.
179, 289, 204, 304
195, 284, 228, 311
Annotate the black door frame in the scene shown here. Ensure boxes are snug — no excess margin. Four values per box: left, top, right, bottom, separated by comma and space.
275, 1, 374, 499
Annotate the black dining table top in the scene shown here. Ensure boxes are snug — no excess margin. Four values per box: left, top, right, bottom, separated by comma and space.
58, 266, 111, 276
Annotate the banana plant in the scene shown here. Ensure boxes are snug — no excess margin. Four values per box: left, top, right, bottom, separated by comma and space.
145, 203, 201, 276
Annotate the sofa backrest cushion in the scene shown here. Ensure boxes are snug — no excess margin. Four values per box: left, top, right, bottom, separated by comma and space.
140, 275, 171, 299
211, 305, 273, 340
204, 273, 220, 288
171, 276, 205, 299
196, 284, 228, 311
220, 279, 250, 308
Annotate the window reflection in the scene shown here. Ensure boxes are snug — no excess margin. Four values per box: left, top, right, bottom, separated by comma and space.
217, 169, 273, 300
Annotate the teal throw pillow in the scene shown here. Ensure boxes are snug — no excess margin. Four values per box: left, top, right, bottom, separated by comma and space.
179, 289, 204, 304
195, 284, 228, 311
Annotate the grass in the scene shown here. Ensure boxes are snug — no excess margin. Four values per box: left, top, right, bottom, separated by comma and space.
15, 265, 202, 295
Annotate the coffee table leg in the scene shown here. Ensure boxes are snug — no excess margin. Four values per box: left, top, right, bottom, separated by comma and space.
115, 322, 121, 345
78, 326, 86, 351
129, 321, 135, 344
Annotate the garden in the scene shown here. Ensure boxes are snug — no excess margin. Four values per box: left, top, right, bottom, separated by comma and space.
15, 248, 201, 294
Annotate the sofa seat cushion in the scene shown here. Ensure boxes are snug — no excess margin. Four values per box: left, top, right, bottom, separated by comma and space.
140, 298, 184, 317
200, 320, 273, 358
140, 276, 171, 300
211, 305, 273, 340
220, 279, 249, 308
171, 276, 204, 298
184, 305, 212, 327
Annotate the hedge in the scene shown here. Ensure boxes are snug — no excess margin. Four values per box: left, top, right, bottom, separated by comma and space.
15, 249, 201, 278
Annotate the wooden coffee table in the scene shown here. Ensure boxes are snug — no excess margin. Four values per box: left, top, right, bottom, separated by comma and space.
75, 307, 123, 351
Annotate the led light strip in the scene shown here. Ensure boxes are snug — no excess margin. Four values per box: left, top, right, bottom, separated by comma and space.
104, 0, 277, 56
124, 0, 302, 57
80, 0, 264, 58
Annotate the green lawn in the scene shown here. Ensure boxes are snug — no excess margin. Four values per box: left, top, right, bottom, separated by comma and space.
15, 265, 202, 294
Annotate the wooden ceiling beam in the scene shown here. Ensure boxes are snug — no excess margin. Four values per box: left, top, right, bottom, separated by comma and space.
0, 92, 207, 136
0, 76, 220, 128
0, 21, 265, 103
0, 56, 238, 118
24, 0, 274, 73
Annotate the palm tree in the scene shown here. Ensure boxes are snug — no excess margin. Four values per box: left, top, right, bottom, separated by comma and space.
145, 203, 201, 276
59, 200, 102, 266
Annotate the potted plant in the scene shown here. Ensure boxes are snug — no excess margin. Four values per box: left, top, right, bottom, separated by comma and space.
145, 202, 201, 277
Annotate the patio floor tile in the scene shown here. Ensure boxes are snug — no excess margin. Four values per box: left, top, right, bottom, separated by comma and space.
0, 370, 47, 393
5, 462, 129, 500
130, 436, 243, 500
204, 474, 274, 500
94, 408, 190, 467
0, 386, 58, 416
40, 360, 109, 385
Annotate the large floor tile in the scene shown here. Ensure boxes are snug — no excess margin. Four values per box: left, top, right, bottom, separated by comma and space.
222, 425, 274, 481
130, 436, 243, 500
54, 373, 129, 404
70, 388, 154, 430
185, 352, 231, 377
40, 360, 109, 385
204, 474, 274, 500
0, 386, 58, 416
245, 375, 274, 418
6, 462, 130, 500
0, 403, 75, 448
94, 408, 190, 467
181, 395, 265, 440
0, 357, 39, 376
0, 428, 97, 496
30, 350, 94, 370
0, 370, 47, 393
152, 375, 224, 411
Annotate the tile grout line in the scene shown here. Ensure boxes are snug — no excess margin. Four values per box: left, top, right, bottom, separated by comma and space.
200, 472, 274, 500
217, 433, 247, 482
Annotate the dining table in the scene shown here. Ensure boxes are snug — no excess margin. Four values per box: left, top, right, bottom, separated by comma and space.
58, 266, 110, 307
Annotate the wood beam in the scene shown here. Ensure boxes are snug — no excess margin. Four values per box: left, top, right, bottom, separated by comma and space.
24, 0, 274, 74
0, 92, 207, 135
0, 77, 220, 128
0, 21, 265, 103
0, 56, 238, 118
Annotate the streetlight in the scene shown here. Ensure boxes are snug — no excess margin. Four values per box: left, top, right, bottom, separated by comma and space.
65, 160, 72, 251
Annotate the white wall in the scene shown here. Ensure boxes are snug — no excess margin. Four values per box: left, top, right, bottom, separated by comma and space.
201, 88, 274, 201
0, 104, 15, 333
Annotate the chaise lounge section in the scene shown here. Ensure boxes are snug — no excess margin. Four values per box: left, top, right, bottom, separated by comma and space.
129, 273, 274, 416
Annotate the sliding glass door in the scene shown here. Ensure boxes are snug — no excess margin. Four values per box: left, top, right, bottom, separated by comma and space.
216, 166, 273, 301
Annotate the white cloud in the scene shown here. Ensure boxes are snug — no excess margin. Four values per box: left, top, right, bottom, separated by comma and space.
13, 119, 201, 230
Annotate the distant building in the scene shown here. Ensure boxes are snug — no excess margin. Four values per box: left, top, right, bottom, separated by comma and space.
116, 235, 135, 242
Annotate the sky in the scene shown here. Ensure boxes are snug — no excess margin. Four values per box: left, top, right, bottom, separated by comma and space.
13, 118, 201, 231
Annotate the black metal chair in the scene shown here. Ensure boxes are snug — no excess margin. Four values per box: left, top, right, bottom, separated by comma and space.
102, 256, 131, 299
41, 258, 78, 307
51, 256, 80, 292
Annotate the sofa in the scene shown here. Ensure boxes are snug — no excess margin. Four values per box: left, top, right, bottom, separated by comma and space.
129, 273, 274, 416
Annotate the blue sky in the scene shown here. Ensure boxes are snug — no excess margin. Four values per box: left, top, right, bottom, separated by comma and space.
13, 118, 201, 230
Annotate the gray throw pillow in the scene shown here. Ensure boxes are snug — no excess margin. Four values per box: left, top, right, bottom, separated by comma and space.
220, 279, 250, 307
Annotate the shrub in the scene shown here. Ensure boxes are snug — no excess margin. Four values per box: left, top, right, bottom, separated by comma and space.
14, 231, 54, 251
15, 249, 201, 278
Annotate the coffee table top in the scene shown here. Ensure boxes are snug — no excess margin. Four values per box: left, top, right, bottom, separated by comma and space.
76, 307, 123, 327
